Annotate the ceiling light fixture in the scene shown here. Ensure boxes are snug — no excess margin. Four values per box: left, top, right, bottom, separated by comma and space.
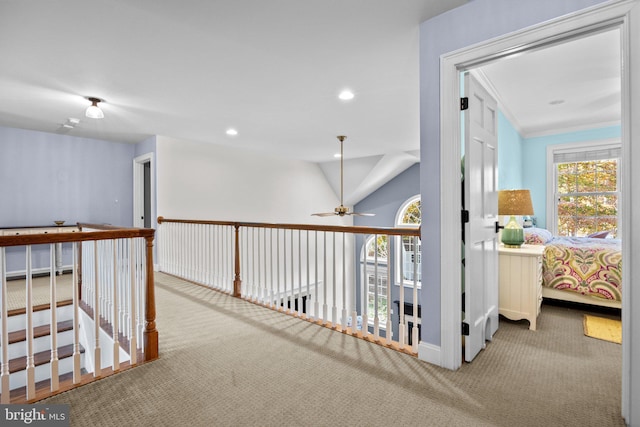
85, 97, 104, 119
338, 90, 354, 101
312, 136, 374, 217
226, 128, 238, 136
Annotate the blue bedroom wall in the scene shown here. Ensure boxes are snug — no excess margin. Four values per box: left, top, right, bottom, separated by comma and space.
419, 0, 610, 348
522, 124, 621, 229
0, 126, 136, 273
498, 110, 524, 190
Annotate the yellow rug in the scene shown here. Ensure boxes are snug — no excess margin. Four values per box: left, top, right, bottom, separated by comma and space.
583, 315, 622, 344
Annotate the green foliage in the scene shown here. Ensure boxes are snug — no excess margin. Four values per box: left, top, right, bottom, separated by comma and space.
401, 200, 421, 225
556, 159, 618, 237
366, 235, 388, 259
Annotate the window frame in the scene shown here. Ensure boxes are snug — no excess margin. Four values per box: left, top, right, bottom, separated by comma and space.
361, 234, 389, 328
394, 195, 422, 289
546, 138, 621, 236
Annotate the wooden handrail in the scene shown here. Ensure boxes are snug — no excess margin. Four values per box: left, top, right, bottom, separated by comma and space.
0, 224, 159, 364
157, 216, 421, 237
0, 229, 155, 247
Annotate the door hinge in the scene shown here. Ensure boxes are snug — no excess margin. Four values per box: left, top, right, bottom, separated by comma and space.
462, 322, 470, 336
461, 210, 469, 224
460, 97, 469, 110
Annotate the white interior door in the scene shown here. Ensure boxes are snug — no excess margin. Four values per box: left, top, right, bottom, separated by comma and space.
464, 72, 499, 363
133, 153, 154, 228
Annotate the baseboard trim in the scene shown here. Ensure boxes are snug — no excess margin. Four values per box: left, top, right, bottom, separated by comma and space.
418, 341, 441, 367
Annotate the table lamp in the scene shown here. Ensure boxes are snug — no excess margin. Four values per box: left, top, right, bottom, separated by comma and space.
498, 189, 534, 248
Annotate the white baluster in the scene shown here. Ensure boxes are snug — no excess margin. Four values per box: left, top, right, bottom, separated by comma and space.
269, 228, 274, 308
282, 230, 288, 312
361, 236, 368, 338
322, 232, 327, 325
341, 233, 347, 331
213, 225, 218, 288
50, 244, 59, 391
351, 233, 358, 336
1, 248, 10, 402
128, 239, 137, 364
25, 246, 35, 400
374, 235, 380, 341
254, 228, 258, 302
332, 233, 337, 327
297, 230, 302, 316
112, 240, 120, 370
314, 231, 319, 322
306, 230, 310, 320
71, 243, 81, 384
199, 224, 205, 283
262, 228, 267, 305
412, 236, 419, 353
94, 241, 101, 377
290, 230, 295, 314
399, 237, 406, 349
386, 234, 393, 345
138, 238, 146, 346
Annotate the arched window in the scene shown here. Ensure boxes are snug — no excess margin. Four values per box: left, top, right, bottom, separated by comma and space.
396, 195, 421, 287
362, 235, 389, 326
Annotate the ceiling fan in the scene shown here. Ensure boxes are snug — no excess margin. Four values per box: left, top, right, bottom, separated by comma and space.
312, 136, 375, 217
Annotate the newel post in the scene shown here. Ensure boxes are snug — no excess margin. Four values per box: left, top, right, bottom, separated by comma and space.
233, 224, 242, 297
144, 235, 159, 361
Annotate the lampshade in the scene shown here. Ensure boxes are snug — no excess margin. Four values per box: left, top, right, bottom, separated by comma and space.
85, 97, 104, 119
498, 189, 534, 216
498, 189, 534, 248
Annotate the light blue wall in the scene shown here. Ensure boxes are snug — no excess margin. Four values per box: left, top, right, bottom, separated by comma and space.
522, 125, 621, 229
419, 0, 609, 346
498, 111, 524, 190
0, 126, 136, 272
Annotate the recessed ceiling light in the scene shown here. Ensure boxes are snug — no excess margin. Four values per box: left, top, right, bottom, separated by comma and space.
334, 153, 342, 158
338, 90, 354, 101
226, 128, 238, 136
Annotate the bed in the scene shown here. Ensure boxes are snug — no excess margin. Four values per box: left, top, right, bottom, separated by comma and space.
524, 228, 622, 309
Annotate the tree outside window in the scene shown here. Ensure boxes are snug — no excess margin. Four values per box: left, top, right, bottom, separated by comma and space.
556, 159, 618, 237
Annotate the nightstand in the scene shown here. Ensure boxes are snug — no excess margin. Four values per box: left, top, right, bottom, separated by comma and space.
498, 244, 544, 330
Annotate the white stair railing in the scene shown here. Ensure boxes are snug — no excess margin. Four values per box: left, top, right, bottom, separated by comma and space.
157, 218, 422, 355
0, 226, 157, 403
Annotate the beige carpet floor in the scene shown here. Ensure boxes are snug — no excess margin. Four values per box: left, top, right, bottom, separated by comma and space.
43, 273, 625, 426
5, 274, 73, 311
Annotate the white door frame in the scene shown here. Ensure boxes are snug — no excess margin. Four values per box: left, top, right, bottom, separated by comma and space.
439, 0, 637, 419
133, 152, 155, 229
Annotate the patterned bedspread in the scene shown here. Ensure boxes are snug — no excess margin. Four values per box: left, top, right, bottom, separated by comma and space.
542, 237, 622, 301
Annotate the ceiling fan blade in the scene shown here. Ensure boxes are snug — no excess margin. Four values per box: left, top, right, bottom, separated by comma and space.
311, 212, 337, 217
349, 212, 376, 217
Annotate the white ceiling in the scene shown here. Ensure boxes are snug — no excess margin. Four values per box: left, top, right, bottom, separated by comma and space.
0, 2, 621, 206
0, 0, 467, 163
478, 28, 621, 138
